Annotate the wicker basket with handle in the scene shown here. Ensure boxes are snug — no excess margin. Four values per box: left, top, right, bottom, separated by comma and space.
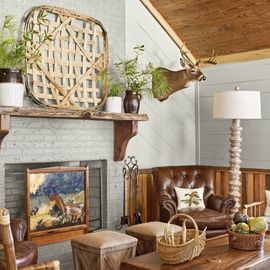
157, 213, 206, 264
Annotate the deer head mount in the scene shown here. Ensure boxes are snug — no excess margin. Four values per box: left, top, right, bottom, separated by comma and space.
153, 46, 208, 102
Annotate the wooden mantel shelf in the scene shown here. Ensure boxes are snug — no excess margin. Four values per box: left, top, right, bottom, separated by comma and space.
0, 107, 148, 161
0, 106, 148, 121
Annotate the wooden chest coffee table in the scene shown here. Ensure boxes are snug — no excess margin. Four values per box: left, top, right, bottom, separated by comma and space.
121, 234, 270, 270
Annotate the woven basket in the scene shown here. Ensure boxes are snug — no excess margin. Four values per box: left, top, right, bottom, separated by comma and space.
228, 230, 265, 251
157, 213, 206, 264
24, 6, 108, 110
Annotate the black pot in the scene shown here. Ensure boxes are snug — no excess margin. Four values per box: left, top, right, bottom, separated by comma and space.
123, 90, 142, 114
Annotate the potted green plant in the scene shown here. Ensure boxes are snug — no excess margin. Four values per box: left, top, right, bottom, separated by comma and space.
113, 45, 169, 113
105, 83, 123, 113
0, 15, 51, 107
0, 16, 26, 107
100, 70, 123, 113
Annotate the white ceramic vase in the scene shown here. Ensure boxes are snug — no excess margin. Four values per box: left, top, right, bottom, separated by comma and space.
105, 96, 122, 113
0, 69, 24, 107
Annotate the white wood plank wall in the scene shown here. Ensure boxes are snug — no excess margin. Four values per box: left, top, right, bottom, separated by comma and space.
125, 0, 196, 168
199, 58, 270, 169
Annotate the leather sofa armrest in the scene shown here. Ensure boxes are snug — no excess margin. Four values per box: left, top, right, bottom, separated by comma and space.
207, 194, 236, 214
159, 193, 177, 222
10, 218, 27, 242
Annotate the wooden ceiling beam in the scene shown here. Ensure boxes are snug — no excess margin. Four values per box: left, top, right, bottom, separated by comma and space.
140, 0, 197, 64
200, 48, 270, 67
148, 0, 270, 64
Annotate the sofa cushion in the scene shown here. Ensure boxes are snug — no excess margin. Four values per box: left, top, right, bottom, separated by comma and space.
175, 187, 205, 210
152, 166, 216, 205
0, 241, 38, 269
126, 221, 181, 239
71, 231, 137, 254
176, 208, 229, 230
15, 241, 38, 268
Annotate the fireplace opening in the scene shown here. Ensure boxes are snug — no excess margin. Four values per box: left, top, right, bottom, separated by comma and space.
5, 160, 107, 232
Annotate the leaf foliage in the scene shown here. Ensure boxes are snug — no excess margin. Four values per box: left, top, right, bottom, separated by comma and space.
0, 14, 52, 70
102, 45, 169, 98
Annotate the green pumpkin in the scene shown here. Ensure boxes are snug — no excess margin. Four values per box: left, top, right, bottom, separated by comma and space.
248, 217, 268, 233
233, 211, 249, 224
235, 222, 250, 234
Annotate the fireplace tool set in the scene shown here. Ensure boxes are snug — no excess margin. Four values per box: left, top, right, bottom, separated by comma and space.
115, 156, 141, 230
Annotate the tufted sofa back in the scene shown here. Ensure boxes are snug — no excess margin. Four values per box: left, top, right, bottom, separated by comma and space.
152, 165, 216, 206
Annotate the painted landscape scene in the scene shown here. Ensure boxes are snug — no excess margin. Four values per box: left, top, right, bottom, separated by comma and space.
29, 170, 86, 232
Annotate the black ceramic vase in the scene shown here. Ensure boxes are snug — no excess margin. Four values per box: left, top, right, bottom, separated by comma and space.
123, 90, 141, 114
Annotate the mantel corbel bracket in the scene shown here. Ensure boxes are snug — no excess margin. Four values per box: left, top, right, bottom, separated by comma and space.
0, 115, 10, 148
114, 121, 138, 161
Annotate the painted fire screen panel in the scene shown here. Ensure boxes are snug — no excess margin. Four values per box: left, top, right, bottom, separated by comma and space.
24, 6, 108, 110
26, 166, 89, 237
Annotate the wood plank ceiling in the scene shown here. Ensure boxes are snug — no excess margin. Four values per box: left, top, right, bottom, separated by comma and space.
147, 0, 270, 64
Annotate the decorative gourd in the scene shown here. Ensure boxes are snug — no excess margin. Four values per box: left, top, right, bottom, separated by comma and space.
182, 219, 187, 244
234, 222, 250, 234
248, 217, 268, 234
233, 211, 249, 224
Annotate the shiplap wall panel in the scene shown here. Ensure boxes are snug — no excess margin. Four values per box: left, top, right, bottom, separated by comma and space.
199, 58, 270, 169
200, 79, 270, 97
126, 0, 196, 168
201, 60, 270, 85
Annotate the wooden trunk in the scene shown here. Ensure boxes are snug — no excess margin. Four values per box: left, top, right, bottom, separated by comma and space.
71, 231, 137, 270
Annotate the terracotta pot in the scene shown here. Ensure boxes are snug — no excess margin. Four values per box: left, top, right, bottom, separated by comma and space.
0, 69, 24, 107
123, 90, 141, 114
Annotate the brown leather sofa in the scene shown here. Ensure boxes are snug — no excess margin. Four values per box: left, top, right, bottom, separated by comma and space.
152, 165, 236, 238
0, 218, 38, 269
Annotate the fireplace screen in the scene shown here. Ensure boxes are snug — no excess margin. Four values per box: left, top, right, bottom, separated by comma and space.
26, 166, 89, 243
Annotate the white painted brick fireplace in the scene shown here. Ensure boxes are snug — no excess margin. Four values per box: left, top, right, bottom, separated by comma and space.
0, 117, 123, 229
0, 0, 126, 233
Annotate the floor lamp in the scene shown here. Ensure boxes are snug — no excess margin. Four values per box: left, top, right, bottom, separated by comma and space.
213, 87, 261, 217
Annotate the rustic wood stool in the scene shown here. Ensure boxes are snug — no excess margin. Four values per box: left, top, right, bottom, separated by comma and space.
125, 221, 181, 255
71, 231, 137, 270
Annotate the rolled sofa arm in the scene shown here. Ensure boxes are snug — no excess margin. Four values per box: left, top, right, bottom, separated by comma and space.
159, 193, 177, 222
207, 194, 236, 214
10, 218, 27, 242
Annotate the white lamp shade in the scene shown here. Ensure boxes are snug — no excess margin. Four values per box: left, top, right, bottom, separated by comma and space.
213, 91, 261, 119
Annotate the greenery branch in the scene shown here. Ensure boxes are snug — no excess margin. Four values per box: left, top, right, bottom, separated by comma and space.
102, 45, 170, 98
99, 69, 123, 97
0, 12, 52, 71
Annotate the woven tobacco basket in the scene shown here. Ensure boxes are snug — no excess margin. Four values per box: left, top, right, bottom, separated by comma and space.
157, 213, 206, 264
24, 6, 108, 110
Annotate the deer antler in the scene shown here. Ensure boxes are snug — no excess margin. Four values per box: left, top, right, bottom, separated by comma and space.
203, 49, 217, 65
179, 43, 197, 67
